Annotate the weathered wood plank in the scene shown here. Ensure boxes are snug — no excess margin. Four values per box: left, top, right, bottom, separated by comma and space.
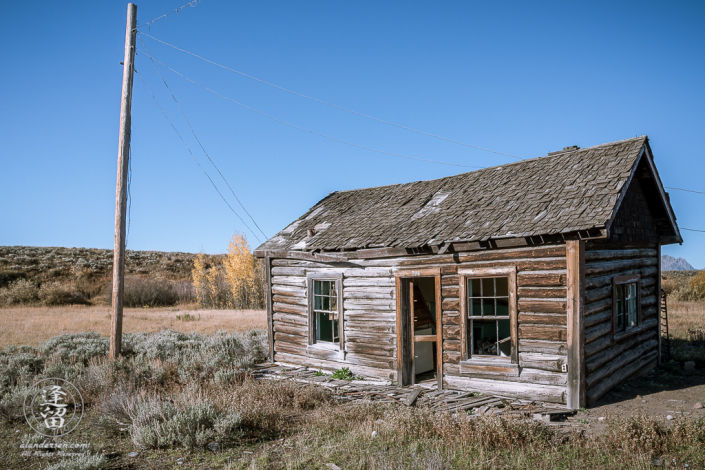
518, 313, 567, 326
585, 267, 658, 289
584, 248, 657, 262
272, 285, 307, 297
585, 286, 611, 303
441, 285, 459, 298
586, 331, 658, 375
272, 275, 307, 287
518, 299, 567, 314
584, 320, 611, 345
344, 291, 395, 300
518, 325, 567, 342
273, 323, 308, 337
518, 340, 568, 355
443, 340, 461, 352
274, 352, 397, 381
517, 287, 567, 298
272, 267, 307, 276
273, 295, 307, 307
517, 271, 567, 287
585, 297, 612, 316
442, 312, 462, 325
519, 353, 567, 373
586, 351, 658, 405
273, 312, 307, 326
273, 301, 307, 316
343, 277, 396, 287
584, 258, 658, 276
443, 325, 461, 340
442, 299, 460, 311
443, 376, 566, 404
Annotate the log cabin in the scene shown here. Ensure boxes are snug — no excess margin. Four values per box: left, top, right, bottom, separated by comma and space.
254, 136, 681, 409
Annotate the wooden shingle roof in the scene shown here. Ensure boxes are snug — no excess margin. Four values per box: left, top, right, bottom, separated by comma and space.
256, 136, 680, 255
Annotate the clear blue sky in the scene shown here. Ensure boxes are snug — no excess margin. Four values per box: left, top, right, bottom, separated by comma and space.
1, 1, 703, 267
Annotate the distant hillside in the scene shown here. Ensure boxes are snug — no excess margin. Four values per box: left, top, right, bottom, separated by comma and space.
0, 246, 222, 288
661, 255, 696, 271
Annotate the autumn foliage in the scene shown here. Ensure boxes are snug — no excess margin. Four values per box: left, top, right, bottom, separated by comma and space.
192, 234, 265, 309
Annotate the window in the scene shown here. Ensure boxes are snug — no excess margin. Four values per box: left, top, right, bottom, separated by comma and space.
468, 277, 511, 357
459, 266, 518, 365
613, 275, 641, 337
307, 273, 343, 349
313, 280, 339, 343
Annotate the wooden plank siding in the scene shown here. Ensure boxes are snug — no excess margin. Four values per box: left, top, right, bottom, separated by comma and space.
438, 244, 569, 404
583, 243, 660, 405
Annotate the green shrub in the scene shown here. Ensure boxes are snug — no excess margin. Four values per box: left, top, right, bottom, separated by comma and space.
672, 272, 705, 301
39, 281, 90, 306
129, 396, 243, 449
105, 275, 180, 307
0, 278, 39, 306
44, 453, 107, 470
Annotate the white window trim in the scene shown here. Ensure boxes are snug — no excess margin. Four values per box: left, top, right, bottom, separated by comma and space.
458, 266, 519, 367
307, 271, 344, 350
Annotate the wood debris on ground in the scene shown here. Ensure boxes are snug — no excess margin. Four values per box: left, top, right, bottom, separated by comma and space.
250, 363, 579, 426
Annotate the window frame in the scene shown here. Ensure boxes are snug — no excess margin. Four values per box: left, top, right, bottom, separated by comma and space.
307, 272, 344, 350
459, 266, 519, 367
612, 274, 641, 340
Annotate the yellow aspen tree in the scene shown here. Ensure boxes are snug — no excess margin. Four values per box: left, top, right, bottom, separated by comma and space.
224, 233, 254, 309
191, 252, 208, 308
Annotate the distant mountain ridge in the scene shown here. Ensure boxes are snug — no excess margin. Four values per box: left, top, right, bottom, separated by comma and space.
661, 255, 696, 271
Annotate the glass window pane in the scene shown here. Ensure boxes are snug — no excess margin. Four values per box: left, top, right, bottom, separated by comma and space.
330, 282, 337, 297
314, 281, 321, 295
321, 296, 330, 311
497, 319, 511, 357
330, 294, 337, 311
471, 298, 481, 317
495, 278, 508, 297
314, 295, 322, 311
470, 279, 481, 298
476, 320, 498, 355
615, 284, 623, 302
483, 298, 495, 316
332, 319, 339, 342
321, 281, 330, 296
496, 298, 509, 316
319, 312, 334, 342
482, 278, 494, 297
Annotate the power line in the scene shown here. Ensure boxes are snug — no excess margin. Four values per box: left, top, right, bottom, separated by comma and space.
135, 68, 263, 244
139, 32, 521, 161
137, 0, 200, 30
681, 228, 705, 233
665, 186, 705, 195
138, 36, 268, 240
139, 51, 483, 169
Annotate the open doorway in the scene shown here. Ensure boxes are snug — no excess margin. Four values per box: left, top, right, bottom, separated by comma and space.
396, 272, 442, 387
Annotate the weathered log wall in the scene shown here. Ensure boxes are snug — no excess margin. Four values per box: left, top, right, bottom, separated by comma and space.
583, 243, 660, 404
269, 244, 570, 403
434, 244, 569, 404
271, 259, 397, 380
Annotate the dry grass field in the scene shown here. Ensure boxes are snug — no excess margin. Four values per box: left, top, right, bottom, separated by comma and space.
0, 305, 266, 348
668, 300, 705, 339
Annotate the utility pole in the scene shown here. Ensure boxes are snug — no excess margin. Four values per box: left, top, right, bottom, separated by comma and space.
110, 3, 137, 360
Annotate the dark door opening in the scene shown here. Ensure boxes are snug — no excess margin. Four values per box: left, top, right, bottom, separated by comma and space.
396, 274, 442, 387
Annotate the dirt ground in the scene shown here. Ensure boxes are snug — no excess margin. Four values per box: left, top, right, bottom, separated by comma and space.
570, 362, 705, 435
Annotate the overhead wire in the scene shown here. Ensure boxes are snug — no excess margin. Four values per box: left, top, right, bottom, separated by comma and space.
665, 186, 705, 195
138, 36, 268, 240
138, 0, 200, 31
138, 32, 521, 161
137, 49, 483, 169
135, 67, 263, 244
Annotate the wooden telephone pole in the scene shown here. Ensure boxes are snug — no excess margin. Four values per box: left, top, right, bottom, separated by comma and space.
110, 3, 137, 360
